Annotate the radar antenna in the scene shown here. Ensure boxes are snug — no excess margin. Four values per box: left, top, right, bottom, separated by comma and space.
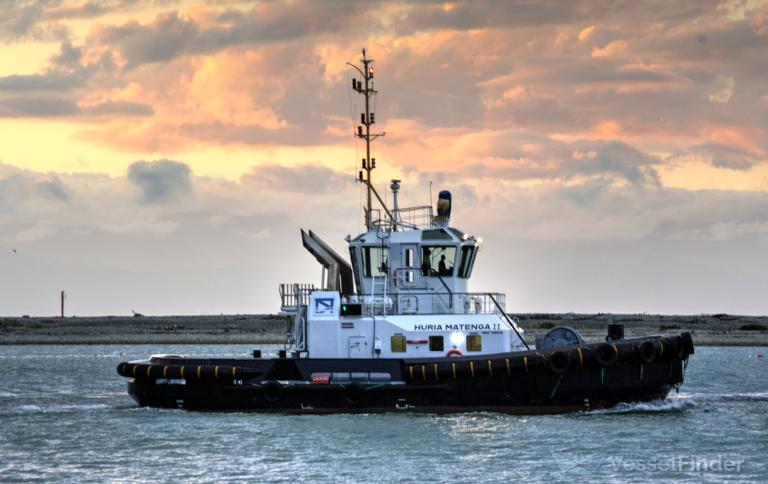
348, 49, 391, 230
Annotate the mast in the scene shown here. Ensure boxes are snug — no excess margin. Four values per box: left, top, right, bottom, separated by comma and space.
348, 49, 385, 230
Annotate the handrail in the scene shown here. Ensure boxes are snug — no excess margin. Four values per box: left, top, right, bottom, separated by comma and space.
488, 293, 529, 350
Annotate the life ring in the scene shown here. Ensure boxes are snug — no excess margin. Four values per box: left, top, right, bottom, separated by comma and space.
594, 343, 618, 367
446, 349, 463, 358
546, 350, 570, 374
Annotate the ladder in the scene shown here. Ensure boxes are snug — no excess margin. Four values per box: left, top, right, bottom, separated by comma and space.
370, 273, 389, 315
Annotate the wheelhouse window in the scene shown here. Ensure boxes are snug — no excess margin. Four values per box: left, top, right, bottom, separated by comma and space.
363, 246, 389, 277
429, 336, 444, 352
466, 335, 482, 352
391, 335, 406, 352
404, 248, 415, 283
421, 246, 457, 277
458, 246, 477, 278
349, 247, 363, 293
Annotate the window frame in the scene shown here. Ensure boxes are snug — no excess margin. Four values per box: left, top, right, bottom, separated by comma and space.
421, 245, 458, 277
466, 334, 482, 352
362, 246, 389, 277
428, 335, 444, 352
391, 334, 406, 353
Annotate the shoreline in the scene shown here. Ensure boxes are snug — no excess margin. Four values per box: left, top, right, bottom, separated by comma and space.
2, 313, 767, 346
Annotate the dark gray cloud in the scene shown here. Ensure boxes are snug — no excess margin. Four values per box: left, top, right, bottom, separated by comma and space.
0, 171, 70, 206
95, 3, 368, 67
240, 163, 354, 194
0, 71, 84, 92
0, 96, 151, 118
127, 159, 192, 204
0, 96, 78, 117
0, 0, 138, 41
462, 134, 662, 186
36, 174, 70, 202
0, 1, 45, 40
41, 1, 110, 21
569, 141, 661, 186
392, 0, 594, 33
686, 143, 759, 171
82, 100, 153, 116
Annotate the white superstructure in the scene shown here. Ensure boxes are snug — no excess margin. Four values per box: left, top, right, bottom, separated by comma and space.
278, 50, 527, 359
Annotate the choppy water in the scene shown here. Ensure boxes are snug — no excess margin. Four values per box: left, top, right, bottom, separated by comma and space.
0, 345, 766, 483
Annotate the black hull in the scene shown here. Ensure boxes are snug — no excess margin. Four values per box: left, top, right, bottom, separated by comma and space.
118, 333, 693, 414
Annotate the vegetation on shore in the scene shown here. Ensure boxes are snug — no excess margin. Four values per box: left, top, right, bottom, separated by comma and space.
1, 313, 766, 346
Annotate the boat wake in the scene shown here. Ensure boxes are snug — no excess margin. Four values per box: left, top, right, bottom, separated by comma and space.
587, 390, 768, 415
16, 403, 111, 414
590, 397, 695, 414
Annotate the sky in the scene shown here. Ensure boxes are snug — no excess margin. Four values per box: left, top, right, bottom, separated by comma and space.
0, 0, 767, 316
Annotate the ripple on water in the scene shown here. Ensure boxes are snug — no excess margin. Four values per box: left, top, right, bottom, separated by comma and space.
0, 344, 765, 483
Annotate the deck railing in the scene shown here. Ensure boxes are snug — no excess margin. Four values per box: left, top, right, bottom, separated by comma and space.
279, 283, 315, 313
351, 292, 506, 316
279, 284, 506, 317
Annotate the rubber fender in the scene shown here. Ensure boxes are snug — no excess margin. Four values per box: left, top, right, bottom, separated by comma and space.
594, 343, 618, 367
163, 365, 182, 379
680, 332, 695, 356
638, 340, 659, 364
615, 342, 638, 363
262, 381, 283, 403
116, 362, 129, 377
344, 383, 366, 405
547, 350, 571, 374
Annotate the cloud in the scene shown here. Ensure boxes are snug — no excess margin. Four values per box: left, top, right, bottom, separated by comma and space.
127, 160, 192, 204
0, 169, 71, 208
569, 140, 662, 185
240, 163, 355, 194
0, 96, 78, 117
0, 71, 84, 92
80, 100, 154, 116
685, 142, 759, 170
36, 174, 70, 202
708, 75, 735, 103
0, 1, 45, 40
92, 3, 368, 67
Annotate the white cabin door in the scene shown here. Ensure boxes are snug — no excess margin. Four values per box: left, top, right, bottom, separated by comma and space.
348, 336, 369, 358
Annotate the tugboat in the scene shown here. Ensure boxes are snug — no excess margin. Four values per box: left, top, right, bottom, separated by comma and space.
117, 50, 694, 413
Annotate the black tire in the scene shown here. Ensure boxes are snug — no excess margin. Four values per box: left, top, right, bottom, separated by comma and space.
638, 340, 659, 363
674, 336, 687, 359
262, 381, 283, 403
547, 350, 571, 374
680, 332, 695, 356
594, 343, 618, 367
345, 383, 366, 405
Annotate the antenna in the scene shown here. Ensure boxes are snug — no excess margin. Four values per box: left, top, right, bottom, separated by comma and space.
347, 49, 387, 230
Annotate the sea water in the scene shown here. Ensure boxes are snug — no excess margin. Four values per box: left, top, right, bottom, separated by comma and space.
0, 345, 765, 483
